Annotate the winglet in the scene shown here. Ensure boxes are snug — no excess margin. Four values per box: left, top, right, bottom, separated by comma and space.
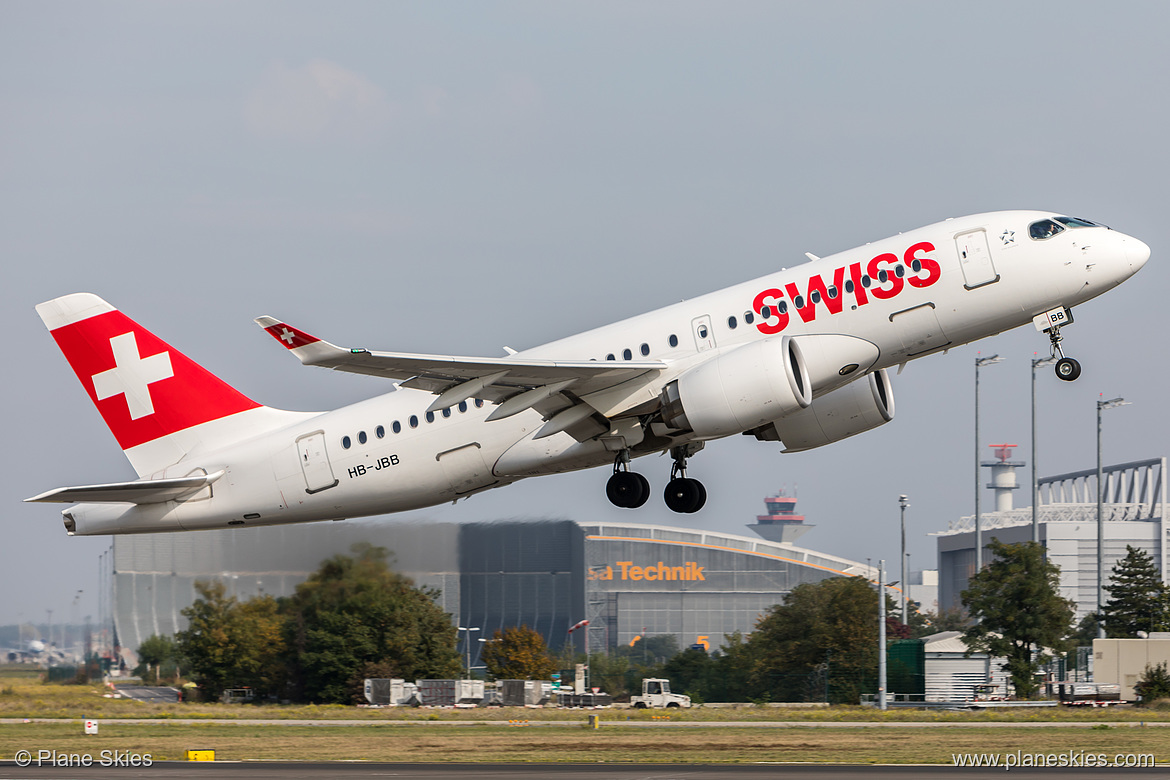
255, 317, 351, 366
256, 317, 323, 350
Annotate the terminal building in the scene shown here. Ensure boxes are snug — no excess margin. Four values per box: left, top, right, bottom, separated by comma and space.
936, 452, 1167, 619
103, 496, 876, 666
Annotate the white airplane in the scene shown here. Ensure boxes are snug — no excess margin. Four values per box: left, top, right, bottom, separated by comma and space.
27, 211, 1148, 535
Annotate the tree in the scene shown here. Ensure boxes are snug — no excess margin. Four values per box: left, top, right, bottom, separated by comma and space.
1134, 662, 1170, 704
747, 576, 878, 704
918, 607, 970, 636
136, 634, 177, 684
1102, 545, 1170, 638
961, 539, 1075, 699
282, 543, 460, 703
176, 581, 285, 699
481, 625, 556, 680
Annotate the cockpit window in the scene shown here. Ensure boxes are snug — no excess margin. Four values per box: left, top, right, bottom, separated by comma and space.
1054, 216, 1105, 229
1029, 220, 1065, 240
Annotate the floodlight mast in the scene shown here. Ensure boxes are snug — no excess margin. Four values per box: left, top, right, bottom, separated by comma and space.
974, 354, 1003, 573
1096, 396, 1131, 638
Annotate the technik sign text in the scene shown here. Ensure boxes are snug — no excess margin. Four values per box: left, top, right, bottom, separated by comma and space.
589, 561, 706, 582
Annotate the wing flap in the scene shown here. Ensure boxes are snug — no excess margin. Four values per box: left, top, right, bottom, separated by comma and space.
25, 471, 225, 504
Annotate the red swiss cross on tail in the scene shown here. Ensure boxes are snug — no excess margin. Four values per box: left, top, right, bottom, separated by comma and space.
36, 293, 262, 452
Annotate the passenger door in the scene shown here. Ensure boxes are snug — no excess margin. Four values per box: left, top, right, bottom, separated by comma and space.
955, 229, 999, 289
296, 431, 338, 494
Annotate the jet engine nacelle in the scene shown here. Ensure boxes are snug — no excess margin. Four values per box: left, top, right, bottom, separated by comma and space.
752, 368, 895, 452
660, 337, 812, 438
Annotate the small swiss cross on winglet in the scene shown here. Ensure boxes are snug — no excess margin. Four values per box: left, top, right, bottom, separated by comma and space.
255, 316, 321, 350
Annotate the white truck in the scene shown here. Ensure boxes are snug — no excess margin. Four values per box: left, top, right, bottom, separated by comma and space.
629, 678, 691, 709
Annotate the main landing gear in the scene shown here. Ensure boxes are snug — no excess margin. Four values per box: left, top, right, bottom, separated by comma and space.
664, 446, 707, 514
605, 446, 707, 514
606, 452, 650, 509
1046, 323, 1081, 382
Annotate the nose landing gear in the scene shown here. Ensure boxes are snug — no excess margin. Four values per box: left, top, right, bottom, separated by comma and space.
1046, 324, 1081, 382
663, 445, 707, 514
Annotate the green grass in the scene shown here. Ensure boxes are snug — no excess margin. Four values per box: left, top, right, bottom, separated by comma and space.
0, 721, 1166, 764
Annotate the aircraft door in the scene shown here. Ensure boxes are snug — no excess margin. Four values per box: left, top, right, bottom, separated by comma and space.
955, 229, 999, 289
296, 431, 338, 494
691, 315, 716, 352
438, 443, 497, 495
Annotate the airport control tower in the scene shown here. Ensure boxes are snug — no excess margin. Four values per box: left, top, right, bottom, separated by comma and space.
983, 444, 1025, 511
746, 489, 812, 544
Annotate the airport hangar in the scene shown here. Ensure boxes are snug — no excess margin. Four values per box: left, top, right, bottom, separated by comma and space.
102, 518, 875, 666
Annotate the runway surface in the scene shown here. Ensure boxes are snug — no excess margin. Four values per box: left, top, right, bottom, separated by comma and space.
0, 762, 1164, 779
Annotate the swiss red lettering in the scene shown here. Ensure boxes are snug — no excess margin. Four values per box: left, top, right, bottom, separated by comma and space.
751, 240, 942, 335
752, 288, 789, 335
866, 253, 904, 300
905, 241, 941, 289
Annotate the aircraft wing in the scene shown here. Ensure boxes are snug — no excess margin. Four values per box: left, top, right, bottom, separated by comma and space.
255, 317, 666, 408
25, 471, 225, 504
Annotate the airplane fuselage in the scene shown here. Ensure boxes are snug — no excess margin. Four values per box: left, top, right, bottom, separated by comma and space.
46, 210, 1148, 535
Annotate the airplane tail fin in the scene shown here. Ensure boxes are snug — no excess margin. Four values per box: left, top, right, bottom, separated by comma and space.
36, 293, 308, 477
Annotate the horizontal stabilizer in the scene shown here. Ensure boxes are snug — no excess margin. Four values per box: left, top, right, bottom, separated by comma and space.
25, 471, 224, 505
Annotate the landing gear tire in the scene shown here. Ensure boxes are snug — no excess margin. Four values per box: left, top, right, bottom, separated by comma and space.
1055, 357, 1081, 382
664, 477, 707, 514
607, 470, 650, 509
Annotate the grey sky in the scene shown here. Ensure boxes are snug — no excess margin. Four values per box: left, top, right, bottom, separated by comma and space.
3, 1, 1166, 626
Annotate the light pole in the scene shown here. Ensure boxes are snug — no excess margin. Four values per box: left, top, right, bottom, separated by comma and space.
1096, 396, 1130, 638
899, 495, 909, 623
878, 559, 887, 711
1031, 355, 1057, 543
457, 626, 480, 678
975, 354, 1003, 573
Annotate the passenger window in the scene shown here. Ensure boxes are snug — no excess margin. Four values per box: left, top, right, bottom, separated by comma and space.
845, 279, 854, 293
743, 311, 754, 324
761, 305, 771, 318
475, 399, 484, 408
409, 415, 419, 429
878, 270, 888, 283
727, 316, 737, 330
623, 348, 633, 360
458, 401, 468, 413
426, 411, 435, 423
861, 275, 871, 288
606, 353, 615, 361
1029, 219, 1065, 240
778, 301, 788, 314
640, 343, 650, 356
341, 435, 351, 449
669, 334, 679, 347
375, 425, 385, 439
910, 260, 921, 273
794, 296, 804, 308
895, 265, 905, 278
358, 431, 368, 445
442, 408, 451, 418
827, 286, 838, 299
393, 421, 402, 434
810, 291, 821, 304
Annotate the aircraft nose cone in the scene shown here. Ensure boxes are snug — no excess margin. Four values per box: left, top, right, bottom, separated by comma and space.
1127, 236, 1151, 270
